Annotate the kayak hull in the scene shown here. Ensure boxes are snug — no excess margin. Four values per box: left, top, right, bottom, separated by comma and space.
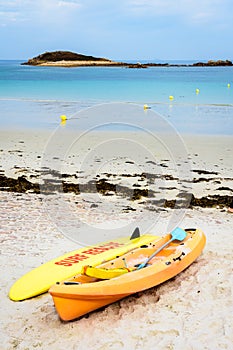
49, 228, 206, 321
9, 234, 156, 301
52, 294, 130, 321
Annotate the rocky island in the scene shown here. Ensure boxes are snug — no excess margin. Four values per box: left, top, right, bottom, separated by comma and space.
21, 51, 127, 67
22, 51, 233, 68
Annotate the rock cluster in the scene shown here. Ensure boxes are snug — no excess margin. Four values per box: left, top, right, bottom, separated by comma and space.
193, 60, 232, 66
21, 51, 233, 68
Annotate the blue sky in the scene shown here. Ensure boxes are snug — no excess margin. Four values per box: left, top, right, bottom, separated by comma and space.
0, 0, 233, 61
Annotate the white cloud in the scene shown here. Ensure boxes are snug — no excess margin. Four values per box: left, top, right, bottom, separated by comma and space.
39, 0, 81, 10
0, 0, 82, 26
58, 0, 81, 7
127, 0, 229, 24
0, 0, 230, 27
0, 10, 18, 21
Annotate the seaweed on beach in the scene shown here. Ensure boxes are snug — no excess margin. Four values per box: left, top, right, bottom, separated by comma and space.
0, 175, 40, 194
0, 173, 232, 209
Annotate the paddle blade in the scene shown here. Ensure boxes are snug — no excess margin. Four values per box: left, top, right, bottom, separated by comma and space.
171, 227, 187, 241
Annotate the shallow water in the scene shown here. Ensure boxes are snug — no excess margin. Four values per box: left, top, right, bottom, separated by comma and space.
0, 60, 232, 134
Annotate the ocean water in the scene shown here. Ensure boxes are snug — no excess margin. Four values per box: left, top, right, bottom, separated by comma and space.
0, 60, 232, 135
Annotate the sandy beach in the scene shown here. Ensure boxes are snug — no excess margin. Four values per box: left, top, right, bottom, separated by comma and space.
38, 60, 124, 67
1, 128, 233, 349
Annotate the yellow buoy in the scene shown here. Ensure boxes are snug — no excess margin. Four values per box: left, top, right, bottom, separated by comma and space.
60, 115, 67, 121
169, 95, 174, 100
196, 88, 200, 94
227, 83, 230, 88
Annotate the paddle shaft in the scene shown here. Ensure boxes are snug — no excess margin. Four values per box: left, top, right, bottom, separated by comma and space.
137, 237, 174, 269
137, 227, 187, 269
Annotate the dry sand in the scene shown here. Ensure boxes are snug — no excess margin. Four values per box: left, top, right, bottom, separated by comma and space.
38, 60, 122, 67
0, 128, 233, 349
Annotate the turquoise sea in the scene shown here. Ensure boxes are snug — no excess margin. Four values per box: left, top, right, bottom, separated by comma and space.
0, 60, 232, 135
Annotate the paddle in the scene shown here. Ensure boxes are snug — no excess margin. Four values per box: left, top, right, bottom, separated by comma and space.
136, 227, 187, 270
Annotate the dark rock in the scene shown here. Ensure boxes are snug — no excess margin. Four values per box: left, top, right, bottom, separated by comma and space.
126, 63, 148, 69
193, 60, 233, 67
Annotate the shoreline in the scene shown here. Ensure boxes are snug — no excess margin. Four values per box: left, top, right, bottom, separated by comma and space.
38, 60, 127, 67
24, 60, 233, 68
1, 129, 232, 209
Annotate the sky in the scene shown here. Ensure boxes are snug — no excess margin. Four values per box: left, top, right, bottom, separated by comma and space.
0, 0, 233, 61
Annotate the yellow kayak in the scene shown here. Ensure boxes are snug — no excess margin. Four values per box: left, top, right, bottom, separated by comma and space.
9, 229, 156, 301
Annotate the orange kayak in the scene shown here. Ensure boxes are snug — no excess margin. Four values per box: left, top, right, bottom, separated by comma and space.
49, 228, 206, 321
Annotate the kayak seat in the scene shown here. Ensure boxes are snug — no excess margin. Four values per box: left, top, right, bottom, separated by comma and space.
82, 265, 133, 279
